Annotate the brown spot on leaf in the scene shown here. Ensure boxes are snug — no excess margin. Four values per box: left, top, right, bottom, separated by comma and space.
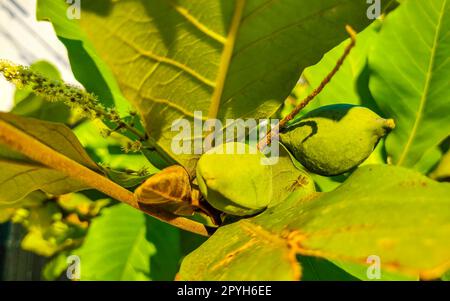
211, 239, 257, 271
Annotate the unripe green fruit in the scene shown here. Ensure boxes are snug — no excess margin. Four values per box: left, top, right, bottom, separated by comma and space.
280, 104, 395, 176
196, 142, 272, 216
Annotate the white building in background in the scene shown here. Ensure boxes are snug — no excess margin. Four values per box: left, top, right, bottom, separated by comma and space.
0, 0, 76, 111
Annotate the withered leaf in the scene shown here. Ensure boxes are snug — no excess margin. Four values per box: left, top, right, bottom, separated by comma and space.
134, 165, 194, 216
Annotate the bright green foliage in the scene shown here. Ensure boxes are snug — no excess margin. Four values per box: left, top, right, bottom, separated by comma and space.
369, 0, 450, 169
180, 165, 450, 280
280, 104, 395, 176
284, 23, 387, 194
269, 143, 315, 207
73, 120, 159, 189
57, 193, 110, 219
196, 142, 272, 216
36, 0, 130, 115
3, 191, 109, 260
71, 204, 181, 280
431, 148, 450, 181
298, 257, 359, 281
104, 168, 150, 188
443, 270, 450, 281
0, 113, 98, 207
0, 154, 84, 208
0, 60, 146, 144
11, 61, 71, 123
15, 201, 87, 257
135, 165, 195, 216
0, 191, 46, 222
73, 120, 158, 173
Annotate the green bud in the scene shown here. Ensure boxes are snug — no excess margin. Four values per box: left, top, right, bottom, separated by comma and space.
280, 104, 395, 176
196, 142, 272, 216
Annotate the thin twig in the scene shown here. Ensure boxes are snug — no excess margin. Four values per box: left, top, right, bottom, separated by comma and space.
257, 25, 357, 150
0, 119, 213, 237
119, 121, 147, 141
0, 60, 147, 143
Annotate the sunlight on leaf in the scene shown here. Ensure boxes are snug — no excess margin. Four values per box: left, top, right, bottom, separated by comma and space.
70, 204, 181, 280
0, 113, 99, 207
179, 165, 450, 280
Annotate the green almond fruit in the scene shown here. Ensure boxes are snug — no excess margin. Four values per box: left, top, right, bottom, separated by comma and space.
196, 142, 272, 216
280, 104, 395, 176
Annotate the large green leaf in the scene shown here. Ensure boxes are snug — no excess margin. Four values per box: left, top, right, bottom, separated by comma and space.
298, 256, 359, 281
0, 157, 85, 208
12, 61, 71, 124
179, 165, 450, 280
36, 0, 130, 115
71, 203, 181, 280
0, 113, 98, 207
293, 21, 382, 115
75, 0, 377, 174
430, 148, 450, 181
43, 251, 71, 280
369, 0, 450, 169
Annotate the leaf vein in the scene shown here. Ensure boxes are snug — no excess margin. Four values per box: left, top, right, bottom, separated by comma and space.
398, 0, 448, 165
167, 0, 227, 44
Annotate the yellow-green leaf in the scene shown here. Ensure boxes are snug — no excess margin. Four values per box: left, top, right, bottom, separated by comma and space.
36, 0, 130, 115
430, 148, 450, 181
0, 113, 99, 207
77, 0, 377, 174
135, 165, 195, 216
179, 165, 450, 280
